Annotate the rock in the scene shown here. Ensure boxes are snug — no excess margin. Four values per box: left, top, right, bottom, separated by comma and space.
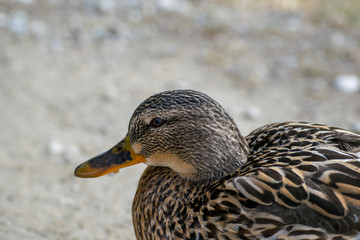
50, 38, 64, 52
242, 106, 262, 120
107, 170, 121, 177
16, 0, 35, 5
48, 139, 64, 155
334, 75, 360, 93
30, 20, 47, 38
331, 32, 346, 47
158, 0, 190, 13
0, 12, 7, 28
98, 0, 116, 12
59, 196, 75, 206
64, 145, 80, 162
175, 81, 190, 89
99, 125, 110, 135
47, 140, 80, 162
128, 9, 143, 23
8, 10, 29, 36
142, 2, 157, 16
286, 17, 303, 32
281, 55, 298, 68
71, 183, 81, 192
352, 122, 360, 133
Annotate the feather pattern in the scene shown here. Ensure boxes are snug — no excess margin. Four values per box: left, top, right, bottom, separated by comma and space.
133, 121, 360, 239
76, 90, 360, 239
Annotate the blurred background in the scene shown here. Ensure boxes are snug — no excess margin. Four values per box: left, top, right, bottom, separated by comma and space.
1, 0, 360, 239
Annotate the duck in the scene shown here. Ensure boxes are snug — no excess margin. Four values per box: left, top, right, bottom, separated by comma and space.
75, 89, 360, 240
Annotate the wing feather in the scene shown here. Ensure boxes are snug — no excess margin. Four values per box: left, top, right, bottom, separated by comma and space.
226, 122, 360, 220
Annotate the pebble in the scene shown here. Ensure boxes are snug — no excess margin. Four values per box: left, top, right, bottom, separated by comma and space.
0, 12, 7, 28
352, 122, 360, 133
47, 140, 80, 162
30, 20, 47, 38
99, 125, 110, 135
49, 38, 64, 52
8, 10, 29, 36
286, 17, 303, 32
331, 32, 346, 47
158, 0, 190, 13
59, 196, 75, 206
98, 0, 116, 12
175, 81, 190, 89
281, 55, 298, 68
64, 145, 80, 162
242, 106, 262, 120
71, 183, 81, 192
108, 170, 121, 177
142, 2, 157, 16
48, 139, 64, 155
16, 0, 35, 5
334, 75, 360, 93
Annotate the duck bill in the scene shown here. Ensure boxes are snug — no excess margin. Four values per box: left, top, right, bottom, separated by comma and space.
74, 135, 145, 178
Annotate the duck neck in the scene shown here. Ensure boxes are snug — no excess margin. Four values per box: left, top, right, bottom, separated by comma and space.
189, 153, 247, 184
182, 131, 250, 184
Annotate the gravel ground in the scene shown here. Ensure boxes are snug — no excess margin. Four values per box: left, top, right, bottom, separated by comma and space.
1, 0, 360, 239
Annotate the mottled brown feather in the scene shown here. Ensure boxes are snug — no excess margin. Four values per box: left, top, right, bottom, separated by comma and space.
114, 91, 360, 239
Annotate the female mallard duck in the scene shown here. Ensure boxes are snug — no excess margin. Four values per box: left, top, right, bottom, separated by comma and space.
75, 89, 360, 239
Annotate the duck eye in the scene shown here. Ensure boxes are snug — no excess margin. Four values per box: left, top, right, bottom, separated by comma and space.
149, 117, 165, 128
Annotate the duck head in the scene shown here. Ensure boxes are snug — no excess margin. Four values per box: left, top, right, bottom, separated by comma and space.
75, 90, 249, 182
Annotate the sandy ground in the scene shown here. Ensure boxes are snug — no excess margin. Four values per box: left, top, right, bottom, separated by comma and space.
1, 0, 360, 239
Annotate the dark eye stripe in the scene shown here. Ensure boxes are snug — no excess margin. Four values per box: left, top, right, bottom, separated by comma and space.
150, 117, 165, 128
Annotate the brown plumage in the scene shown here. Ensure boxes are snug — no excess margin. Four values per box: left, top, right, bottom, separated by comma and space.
75, 90, 360, 239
